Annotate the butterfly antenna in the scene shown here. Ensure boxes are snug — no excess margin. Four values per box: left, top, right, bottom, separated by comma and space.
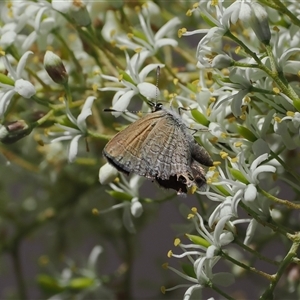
155, 66, 160, 105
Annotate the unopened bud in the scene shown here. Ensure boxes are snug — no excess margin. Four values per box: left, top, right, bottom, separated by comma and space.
243, 2, 271, 44
130, 197, 143, 218
70, 1, 91, 27
99, 163, 118, 184
43, 51, 68, 85
212, 54, 233, 68
0, 120, 32, 144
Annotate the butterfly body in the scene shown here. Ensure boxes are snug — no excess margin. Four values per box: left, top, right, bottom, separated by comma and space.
103, 103, 213, 194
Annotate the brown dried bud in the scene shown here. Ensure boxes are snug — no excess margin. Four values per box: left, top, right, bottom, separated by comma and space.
0, 120, 33, 144
43, 51, 68, 85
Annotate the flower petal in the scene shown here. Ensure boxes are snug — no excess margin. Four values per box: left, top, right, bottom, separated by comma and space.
155, 17, 181, 41
52, 0, 71, 13
0, 90, 15, 117
250, 153, 268, 170
244, 184, 257, 202
77, 96, 95, 132
112, 90, 136, 117
138, 63, 164, 82
137, 82, 158, 99
244, 219, 258, 245
14, 79, 36, 98
0, 31, 17, 48
68, 134, 82, 162
16, 51, 33, 78
21, 31, 38, 51
155, 38, 178, 49
2, 56, 17, 79
130, 197, 143, 217
252, 165, 276, 182
50, 136, 73, 143
99, 163, 118, 185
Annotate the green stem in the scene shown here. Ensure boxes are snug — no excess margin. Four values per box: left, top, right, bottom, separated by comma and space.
265, 44, 299, 100
209, 281, 235, 300
250, 86, 277, 96
49, 99, 85, 111
225, 31, 298, 103
64, 83, 72, 105
259, 0, 300, 28
221, 250, 273, 279
239, 202, 289, 235
35, 110, 54, 126
30, 95, 50, 107
234, 238, 280, 266
225, 31, 264, 66
264, 44, 278, 73
87, 130, 111, 141
259, 231, 300, 299
232, 61, 259, 69
259, 187, 300, 209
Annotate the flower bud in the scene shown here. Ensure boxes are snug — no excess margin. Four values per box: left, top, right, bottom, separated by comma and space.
242, 2, 271, 44
130, 197, 143, 218
69, 1, 91, 27
43, 51, 68, 85
212, 54, 233, 68
99, 163, 118, 184
0, 120, 32, 144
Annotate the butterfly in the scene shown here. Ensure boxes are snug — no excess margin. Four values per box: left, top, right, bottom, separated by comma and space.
103, 101, 213, 195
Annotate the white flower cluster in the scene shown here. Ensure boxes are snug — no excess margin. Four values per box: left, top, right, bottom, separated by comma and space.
160, 1, 300, 298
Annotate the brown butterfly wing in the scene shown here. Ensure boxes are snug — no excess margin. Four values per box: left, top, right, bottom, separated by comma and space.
137, 111, 192, 180
103, 110, 193, 180
103, 109, 211, 194
103, 111, 166, 176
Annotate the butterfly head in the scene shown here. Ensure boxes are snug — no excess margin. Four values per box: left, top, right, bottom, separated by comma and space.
147, 100, 164, 113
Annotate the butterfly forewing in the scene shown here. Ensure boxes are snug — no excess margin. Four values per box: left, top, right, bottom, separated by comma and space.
103, 111, 166, 176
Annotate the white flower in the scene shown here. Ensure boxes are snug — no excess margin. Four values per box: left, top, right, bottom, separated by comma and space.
99, 51, 163, 116
164, 209, 235, 299
0, 24, 17, 48
281, 111, 300, 131
0, 1, 57, 51
101, 10, 124, 42
99, 174, 144, 233
182, 1, 229, 68
50, 96, 95, 162
21, 2, 56, 51
213, 67, 266, 116
191, 210, 234, 256
194, 256, 234, 287
207, 153, 276, 236
273, 115, 300, 150
224, 1, 271, 44
230, 153, 276, 187
0, 51, 36, 117
114, 11, 180, 57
